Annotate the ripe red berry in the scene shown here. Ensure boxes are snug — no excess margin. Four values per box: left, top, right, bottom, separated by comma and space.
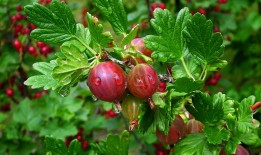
36, 42, 47, 48
87, 61, 127, 104
11, 15, 17, 24
14, 24, 23, 34
131, 38, 153, 57
40, 46, 51, 54
28, 46, 36, 55
214, 6, 221, 12
0, 103, 11, 112
15, 13, 24, 21
13, 40, 21, 50
21, 27, 30, 35
207, 78, 217, 85
158, 3, 166, 10
158, 81, 166, 92
76, 135, 82, 141
198, 7, 206, 15
213, 27, 220, 33
156, 115, 186, 144
33, 92, 42, 99
151, 3, 158, 11
105, 109, 118, 119
82, 140, 88, 150
127, 64, 159, 99
218, 0, 227, 4
213, 72, 221, 80
16, 6, 22, 12
46, 0, 52, 3
220, 145, 249, 155
5, 88, 14, 97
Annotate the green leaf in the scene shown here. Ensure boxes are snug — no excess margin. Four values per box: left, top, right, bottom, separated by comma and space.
204, 125, 230, 145
185, 92, 224, 126
68, 140, 83, 155
24, 1, 76, 44
13, 99, 42, 131
152, 92, 166, 108
40, 119, 77, 139
95, 0, 127, 35
145, 8, 191, 62
174, 134, 219, 155
225, 137, 240, 155
92, 130, 130, 155
86, 13, 113, 48
237, 96, 255, 133
183, 13, 224, 64
172, 51, 201, 79
121, 24, 139, 47
207, 59, 228, 71
139, 104, 171, 134
172, 77, 203, 93
63, 24, 91, 52
44, 136, 68, 155
24, 61, 58, 90
52, 44, 90, 87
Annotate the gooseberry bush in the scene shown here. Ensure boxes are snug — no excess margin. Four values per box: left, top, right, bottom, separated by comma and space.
1, 0, 261, 154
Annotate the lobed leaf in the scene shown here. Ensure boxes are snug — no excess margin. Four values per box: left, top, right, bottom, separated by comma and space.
95, 0, 128, 35
86, 13, 114, 48
145, 8, 191, 63
183, 13, 224, 64
24, 1, 76, 44
174, 134, 219, 155
185, 92, 224, 126
24, 61, 58, 90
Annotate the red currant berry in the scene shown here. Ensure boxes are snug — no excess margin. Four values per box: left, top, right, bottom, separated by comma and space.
213, 27, 220, 33
77, 128, 84, 136
127, 64, 159, 99
28, 46, 36, 55
76, 135, 82, 141
5, 88, 14, 97
158, 81, 166, 92
158, 3, 166, 10
15, 13, 24, 20
213, 72, 221, 80
40, 46, 51, 54
16, 6, 22, 12
36, 41, 47, 48
21, 27, 30, 35
87, 62, 127, 110
82, 140, 88, 150
214, 6, 221, 12
105, 109, 118, 119
207, 78, 217, 85
198, 7, 206, 15
33, 92, 42, 99
13, 40, 21, 50
11, 15, 17, 24
0, 103, 11, 112
151, 3, 158, 11
46, 0, 52, 3
9, 76, 16, 86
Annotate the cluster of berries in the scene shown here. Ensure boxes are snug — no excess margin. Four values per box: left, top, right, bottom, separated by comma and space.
65, 128, 89, 150
11, 4, 52, 57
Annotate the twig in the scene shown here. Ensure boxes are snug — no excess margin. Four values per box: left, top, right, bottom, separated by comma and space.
158, 74, 174, 83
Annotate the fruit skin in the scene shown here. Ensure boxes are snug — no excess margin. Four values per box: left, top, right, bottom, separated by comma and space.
13, 40, 21, 50
157, 81, 166, 92
220, 145, 249, 155
122, 95, 142, 121
131, 38, 153, 57
87, 61, 127, 102
127, 64, 159, 99
5, 88, 14, 97
186, 119, 204, 134
156, 115, 186, 145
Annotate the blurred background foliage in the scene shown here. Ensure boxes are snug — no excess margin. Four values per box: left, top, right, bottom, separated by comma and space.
0, 0, 261, 154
